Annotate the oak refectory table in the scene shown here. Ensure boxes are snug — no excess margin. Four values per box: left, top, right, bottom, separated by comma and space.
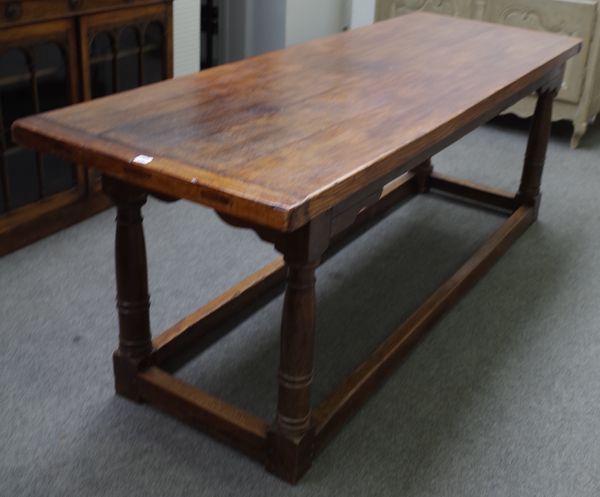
13, 13, 581, 484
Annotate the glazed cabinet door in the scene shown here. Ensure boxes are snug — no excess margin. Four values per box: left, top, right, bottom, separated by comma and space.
0, 18, 81, 217
375, 0, 474, 20
79, 2, 173, 190
483, 0, 597, 104
80, 3, 173, 101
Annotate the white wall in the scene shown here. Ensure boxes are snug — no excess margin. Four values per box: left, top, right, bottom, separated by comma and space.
218, 0, 377, 65
220, 0, 286, 62
285, 0, 348, 46
350, 0, 376, 28
251, 0, 287, 55
173, 0, 201, 76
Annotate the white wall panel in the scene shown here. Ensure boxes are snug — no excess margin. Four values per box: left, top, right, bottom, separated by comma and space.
173, 0, 201, 76
350, 0, 375, 27
285, 0, 347, 46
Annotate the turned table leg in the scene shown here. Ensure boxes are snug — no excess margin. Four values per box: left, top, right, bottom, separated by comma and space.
266, 217, 330, 483
516, 86, 558, 215
102, 176, 152, 401
275, 259, 318, 436
414, 158, 433, 193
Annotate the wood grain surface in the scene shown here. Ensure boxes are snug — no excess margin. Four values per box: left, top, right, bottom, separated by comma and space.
13, 12, 580, 231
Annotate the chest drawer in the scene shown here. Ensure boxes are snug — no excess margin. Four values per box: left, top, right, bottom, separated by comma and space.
483, 0, 597, 104
0, 0, 167, 27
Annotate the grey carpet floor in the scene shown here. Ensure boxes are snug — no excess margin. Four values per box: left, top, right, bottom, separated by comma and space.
1, 117, 600, 497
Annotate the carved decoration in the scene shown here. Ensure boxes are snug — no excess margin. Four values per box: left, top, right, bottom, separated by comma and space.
500, 8, 570, 34
390, 0, 460, 16
499, 8, 581, 97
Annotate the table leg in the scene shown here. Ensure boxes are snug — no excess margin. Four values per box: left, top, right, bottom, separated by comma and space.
266, 258, 318, 482
517, 87, 558, 214
414, 158, 433, 193
102, 176, 152, 402
266, 218, 329, 483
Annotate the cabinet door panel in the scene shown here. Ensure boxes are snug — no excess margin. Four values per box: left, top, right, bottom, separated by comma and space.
0, 18, 79, 214
5, 147, 37, 209
90, 32, 116, 98
0, 48, 37, 209
42, 153, 76, 197
35, 42, 71, 111
35, 42, 76, 195
81, 3, 173, 101
143, 21, 165, 84
117, 26, 142, 91
484, 0, 596, 103
0, 48, 35, 146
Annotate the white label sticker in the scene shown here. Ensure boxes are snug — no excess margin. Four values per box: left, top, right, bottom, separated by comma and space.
132, 155, 154, 165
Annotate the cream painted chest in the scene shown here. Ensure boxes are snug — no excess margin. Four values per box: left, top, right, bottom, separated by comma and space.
376, 0, 600, 147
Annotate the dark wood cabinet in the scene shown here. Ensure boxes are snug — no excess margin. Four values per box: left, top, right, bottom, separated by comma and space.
0, 0, 172, 255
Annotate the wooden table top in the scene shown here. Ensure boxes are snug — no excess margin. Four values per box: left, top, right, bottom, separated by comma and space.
13, 12, 580, 231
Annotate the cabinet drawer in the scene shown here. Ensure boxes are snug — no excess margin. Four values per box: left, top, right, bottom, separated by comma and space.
376, 0, 474, 20
483, 0, 597, 104
0, 0, 169, 28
